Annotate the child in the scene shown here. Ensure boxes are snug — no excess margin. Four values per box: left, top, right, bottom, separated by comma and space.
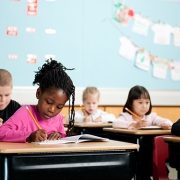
113, 85, 172, 130
0, 69, 21, 125
0, 59, 75, 142
171, 119, 180, 136
75, 87, 116, 123
112, 85, 172, 180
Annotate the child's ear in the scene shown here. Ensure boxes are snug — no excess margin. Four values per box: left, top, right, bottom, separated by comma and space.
36, 88, 41, 99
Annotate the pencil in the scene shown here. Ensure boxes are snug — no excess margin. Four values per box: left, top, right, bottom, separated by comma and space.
26, 106, 42, 129
125, 107, 142, 121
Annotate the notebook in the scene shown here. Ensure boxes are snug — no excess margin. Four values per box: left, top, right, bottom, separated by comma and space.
32, 134, 109, 145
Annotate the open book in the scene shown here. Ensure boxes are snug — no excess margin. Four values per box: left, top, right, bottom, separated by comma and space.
33, 134, 109, 145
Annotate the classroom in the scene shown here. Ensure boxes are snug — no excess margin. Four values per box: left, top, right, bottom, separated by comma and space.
0, 0, 180, 180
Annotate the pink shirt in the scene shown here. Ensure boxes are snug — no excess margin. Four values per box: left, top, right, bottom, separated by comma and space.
0, 105, 66, 142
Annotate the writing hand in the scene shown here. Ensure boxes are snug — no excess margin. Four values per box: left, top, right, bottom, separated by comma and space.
94, 116, 102, 122
129, 120, 147, 129
48, 132, 61, 140
27, 129, 47, 142
84, 115, 93, 122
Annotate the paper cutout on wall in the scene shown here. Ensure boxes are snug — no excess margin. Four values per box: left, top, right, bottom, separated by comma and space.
45, 28, 57, 34
27, 54, 37, 64
173, 27, 180, 47
119, 36, 138, 60
152, 58, 168, 79
114, 2, 134, 26
26, 27, 36, 33
6, 26, 18, 36
27, 0, 38, 16
151, 23, 173, 45
132, 14, 152, 36
170, 61, 180, 80
135, 49, 150, 71
8, 54, 18, 60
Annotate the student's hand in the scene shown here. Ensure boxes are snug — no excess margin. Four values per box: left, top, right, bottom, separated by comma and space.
84, 115, 93, 122
27, 129, 47, 142
48, 132, 61, 140
94, 116, 102, 122
129, 120, 147, 130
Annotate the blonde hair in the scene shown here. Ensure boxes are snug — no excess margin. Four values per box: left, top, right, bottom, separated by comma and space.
82, 87, 100, 102
0, 69, 12, 86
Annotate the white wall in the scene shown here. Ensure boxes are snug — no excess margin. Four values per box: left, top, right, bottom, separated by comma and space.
13, 87, 180, 106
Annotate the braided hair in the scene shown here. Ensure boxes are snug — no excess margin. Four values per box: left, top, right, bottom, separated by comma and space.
33, 58, 75, 136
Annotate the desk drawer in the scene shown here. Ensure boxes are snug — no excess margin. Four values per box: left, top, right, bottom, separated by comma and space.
1, 151, 137, 180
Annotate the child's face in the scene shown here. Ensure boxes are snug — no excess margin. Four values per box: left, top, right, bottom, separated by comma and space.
83, 94, 99, 115
0, 85, 12, 110
132, 98, 150, 117
36, 88, 68, 119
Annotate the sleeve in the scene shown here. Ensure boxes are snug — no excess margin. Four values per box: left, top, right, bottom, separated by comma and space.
171, 119, 180, 136
112, 113, 133, 129
0, 107, 34, 142
150, 112, 173, 127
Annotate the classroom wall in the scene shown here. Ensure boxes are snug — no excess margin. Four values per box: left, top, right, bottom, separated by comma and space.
1, 0, 180, 88
13, 87, 180, 105
1, 0, 180, 105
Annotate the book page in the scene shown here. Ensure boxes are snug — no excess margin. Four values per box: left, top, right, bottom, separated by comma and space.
32, 134, 109, 145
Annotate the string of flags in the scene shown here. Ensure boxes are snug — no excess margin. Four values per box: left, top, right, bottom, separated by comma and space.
113, 0, 180, 81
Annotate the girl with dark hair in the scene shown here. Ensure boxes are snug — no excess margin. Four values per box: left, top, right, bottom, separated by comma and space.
0, 59, 75, 142
113, 85, 172, 180
113, 85, 172, 129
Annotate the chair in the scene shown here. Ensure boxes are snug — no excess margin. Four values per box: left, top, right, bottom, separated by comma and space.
152, 136, 169, 180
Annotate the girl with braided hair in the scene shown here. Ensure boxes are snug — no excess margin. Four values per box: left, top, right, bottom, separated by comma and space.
0, 59, 75, 142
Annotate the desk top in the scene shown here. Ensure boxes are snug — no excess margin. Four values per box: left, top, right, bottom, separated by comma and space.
0, 140, 139, 154
74, 122, 112, 128
103, 128, 171, 135
163, 135, 180, 143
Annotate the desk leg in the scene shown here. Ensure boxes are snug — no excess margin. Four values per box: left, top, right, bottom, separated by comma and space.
177, 168, 180, 180
0, 157, 9, 180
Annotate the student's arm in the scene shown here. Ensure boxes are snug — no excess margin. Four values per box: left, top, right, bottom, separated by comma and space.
150, 112, 172, 129
171, 119, 180, 136
112, 112, 133, 129
0, 107, 37, 142
95, 110, 116, 123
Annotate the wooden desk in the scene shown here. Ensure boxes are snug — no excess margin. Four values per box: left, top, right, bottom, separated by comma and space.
74, 122, 112, 128
72, 122, 112, 136
0, 140, 138, 180
103, 128, 171, 179
164, 135, 180, 179
103, 128, 171, 136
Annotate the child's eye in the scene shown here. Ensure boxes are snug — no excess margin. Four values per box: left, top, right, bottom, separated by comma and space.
46, 100, 53, 104
57, 105, 64, 110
